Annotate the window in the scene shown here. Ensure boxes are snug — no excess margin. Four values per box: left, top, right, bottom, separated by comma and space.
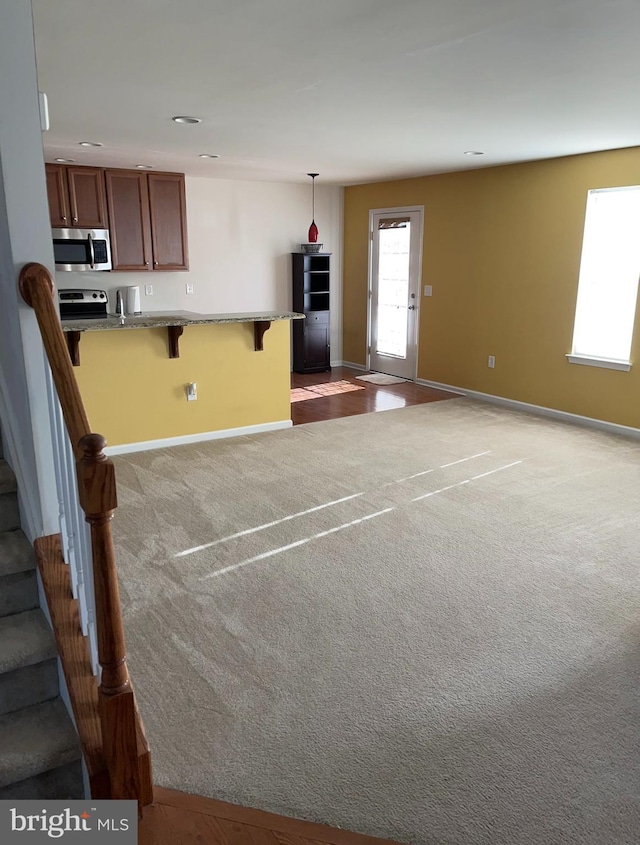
569, 185, 640, 371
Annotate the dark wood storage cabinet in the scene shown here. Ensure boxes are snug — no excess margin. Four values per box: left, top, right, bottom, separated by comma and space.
45, 164, 108, 229
104, 170, 153, 271
148, 173, 189, 270
105, 170, 188, 272
292, 252, 331, 373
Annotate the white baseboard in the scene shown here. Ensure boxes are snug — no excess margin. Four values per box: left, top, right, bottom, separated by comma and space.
104, 419, 293, 456
339, 360, 368, 371
416, 378, 640, 440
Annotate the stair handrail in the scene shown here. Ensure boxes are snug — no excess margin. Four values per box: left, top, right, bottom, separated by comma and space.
19, 262, 152, 807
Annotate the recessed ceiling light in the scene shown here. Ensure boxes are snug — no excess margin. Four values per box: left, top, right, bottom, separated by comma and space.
79, 141, 103, 147
172, 116, 202, 124
55, 158, 75, 162
199, 154, 220, 159
464, 150, 484, 156
135, 164, 154, 169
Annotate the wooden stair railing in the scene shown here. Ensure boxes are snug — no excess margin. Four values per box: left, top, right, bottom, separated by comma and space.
19, 262, 153, 808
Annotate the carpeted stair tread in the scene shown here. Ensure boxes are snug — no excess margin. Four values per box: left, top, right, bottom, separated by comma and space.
0, 569, 38, 617
0, 493, 20, 534
0, 699, 81, 788
0, 760, 84, 800
0, 460, 17, 495
0, 610, 57, 674
0, 530, 36, 577
0, 659, 59, 717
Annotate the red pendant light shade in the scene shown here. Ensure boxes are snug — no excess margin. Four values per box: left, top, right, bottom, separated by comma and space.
307, 172, 319, 243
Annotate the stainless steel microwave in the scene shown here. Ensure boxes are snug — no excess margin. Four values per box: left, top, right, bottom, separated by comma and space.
52, 227, 112, 271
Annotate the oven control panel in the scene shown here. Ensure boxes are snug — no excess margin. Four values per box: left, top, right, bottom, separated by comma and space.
58, 289, 108, 302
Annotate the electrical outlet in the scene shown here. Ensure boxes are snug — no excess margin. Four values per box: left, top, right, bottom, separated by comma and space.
488, 355, 496, 368
424, 285, 433, 297
187, 382, 197, 401
185, 283, 194, 295
144, 284, 153, 296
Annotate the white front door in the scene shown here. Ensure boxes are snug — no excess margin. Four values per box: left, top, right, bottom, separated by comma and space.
368, 208, 423, 380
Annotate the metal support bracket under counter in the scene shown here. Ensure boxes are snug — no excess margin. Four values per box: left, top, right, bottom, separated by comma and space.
60, 310, 304, 366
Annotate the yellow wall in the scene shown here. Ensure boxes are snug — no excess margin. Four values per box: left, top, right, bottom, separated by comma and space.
73, 320, 292, 446
343, 146, 640, 428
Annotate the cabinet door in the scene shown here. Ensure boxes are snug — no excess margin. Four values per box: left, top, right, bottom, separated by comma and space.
105, 170, 153, 271
45, 164, 70, 227
66, 167, 108, 228
147, 173, 189, 270
304, 322, 330, 369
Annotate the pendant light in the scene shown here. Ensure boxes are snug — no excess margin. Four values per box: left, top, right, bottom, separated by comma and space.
307, 172, 319, 243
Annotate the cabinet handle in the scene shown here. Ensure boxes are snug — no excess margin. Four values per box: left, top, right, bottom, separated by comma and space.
61, 216, 67, 222
154, 261, 158, 266
145, 261, 149, 266
72, 216, 78, 223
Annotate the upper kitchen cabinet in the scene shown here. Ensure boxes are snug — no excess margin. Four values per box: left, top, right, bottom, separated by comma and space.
105, 170, 188, 272
45, 164, 108, 229
148, 173, 189, 270
45, 165, 69, 227
104, 170, 153, 271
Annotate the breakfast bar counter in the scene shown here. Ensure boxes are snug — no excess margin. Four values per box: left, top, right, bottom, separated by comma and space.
63, 310, 304, 453
60, 309, 304, 332
61, 310, 304, 362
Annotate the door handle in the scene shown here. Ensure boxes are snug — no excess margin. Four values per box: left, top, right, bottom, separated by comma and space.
87, 232, 95, 269
408, 305, 416, 310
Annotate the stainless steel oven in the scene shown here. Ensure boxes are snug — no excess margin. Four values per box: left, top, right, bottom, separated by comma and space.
58, 288, 109, 320
52, 227, 112, 271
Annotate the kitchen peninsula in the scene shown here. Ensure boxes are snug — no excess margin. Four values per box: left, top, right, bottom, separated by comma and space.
62, 310, 303, 453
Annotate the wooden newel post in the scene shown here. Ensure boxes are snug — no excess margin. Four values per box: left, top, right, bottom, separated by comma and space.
77, 433, 143, 803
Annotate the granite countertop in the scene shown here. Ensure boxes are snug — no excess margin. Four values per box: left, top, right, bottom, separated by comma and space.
60, 310, 305, 332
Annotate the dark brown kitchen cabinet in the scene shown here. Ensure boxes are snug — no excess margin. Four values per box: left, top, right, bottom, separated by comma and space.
45, 165, 69, 227
148, 173, 189, 270
45, 164, 107, 228
104, 170, 153, 271
292, 252, 332, 373
105, 169, 188, 272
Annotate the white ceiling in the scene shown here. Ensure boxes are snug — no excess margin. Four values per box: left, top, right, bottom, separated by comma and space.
32, 0, 640, 185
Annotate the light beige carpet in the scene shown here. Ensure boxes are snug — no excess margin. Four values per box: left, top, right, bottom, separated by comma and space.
112, 399, 640, 845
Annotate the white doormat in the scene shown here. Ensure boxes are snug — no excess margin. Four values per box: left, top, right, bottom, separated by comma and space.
356, 373, 408, 385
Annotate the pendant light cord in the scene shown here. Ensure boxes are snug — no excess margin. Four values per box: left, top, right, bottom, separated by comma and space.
307, 172, 319, 222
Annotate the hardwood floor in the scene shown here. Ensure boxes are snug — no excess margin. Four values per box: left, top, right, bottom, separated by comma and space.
291, 366, 459, 425
139, 787, 400, 845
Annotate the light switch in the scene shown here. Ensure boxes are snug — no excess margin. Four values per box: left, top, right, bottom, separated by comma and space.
424, 285, 433, 297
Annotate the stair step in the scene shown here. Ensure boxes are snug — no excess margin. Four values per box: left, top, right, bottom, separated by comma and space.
0, 658, 59, 717
0, 759, 84, 800
0, 530, 36, 577
0, 569, 38, 618
0, 493, 20, 534
0, 609, 57, 675
0, 460, 17, 496
0, 699, 81, 789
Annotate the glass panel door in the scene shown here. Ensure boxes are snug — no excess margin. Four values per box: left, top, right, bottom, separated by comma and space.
369, 209, 423, 379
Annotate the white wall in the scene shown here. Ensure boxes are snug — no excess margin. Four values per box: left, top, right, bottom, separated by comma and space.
0, 0, 60, 539
57, 177, 344, 362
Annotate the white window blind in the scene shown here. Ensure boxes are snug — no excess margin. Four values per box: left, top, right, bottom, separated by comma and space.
571, 185, 640, 364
